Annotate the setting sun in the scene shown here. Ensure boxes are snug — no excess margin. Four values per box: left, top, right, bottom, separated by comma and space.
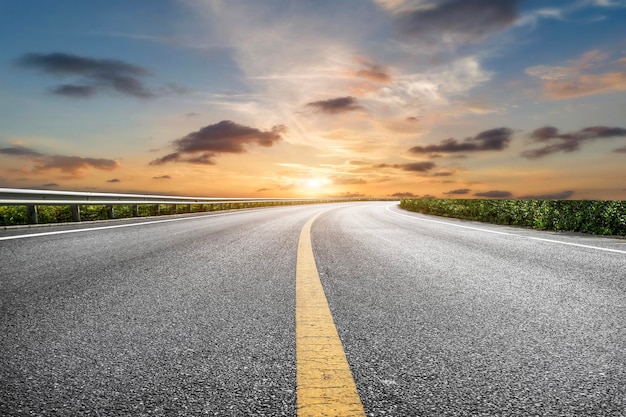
304, 178, 330, 189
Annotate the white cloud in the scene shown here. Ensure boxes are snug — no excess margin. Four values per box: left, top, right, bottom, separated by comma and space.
526, 50, 610, 82
515, 8, 563, 27
179, 1, 494, 158
372, 57, 491, 107
592, 0, 625, 7
374, 0, 433, 12
525, 65, 572, 80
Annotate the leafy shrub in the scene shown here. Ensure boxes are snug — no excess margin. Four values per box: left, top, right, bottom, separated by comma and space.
0, 206, 28, 225
400, 198, 626, 236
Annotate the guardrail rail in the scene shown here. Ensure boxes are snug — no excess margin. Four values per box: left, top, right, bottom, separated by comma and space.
0, 188, 392, 225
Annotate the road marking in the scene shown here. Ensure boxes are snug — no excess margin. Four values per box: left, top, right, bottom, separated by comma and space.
387, 205, 626, 255
0, 211, 244, 241
296, 212, 366, 417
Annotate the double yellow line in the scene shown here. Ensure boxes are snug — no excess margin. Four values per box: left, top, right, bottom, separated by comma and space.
296, 213, 366, 416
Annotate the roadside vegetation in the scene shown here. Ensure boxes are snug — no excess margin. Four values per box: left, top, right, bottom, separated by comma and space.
400, 198, 626, 236
0, 200, 350, 227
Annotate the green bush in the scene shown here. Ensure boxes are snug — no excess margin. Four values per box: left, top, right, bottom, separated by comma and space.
0, 206, 28, 225
400, 198, 626, 236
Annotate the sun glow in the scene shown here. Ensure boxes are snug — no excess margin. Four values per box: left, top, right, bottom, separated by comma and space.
304, 178, 331, 189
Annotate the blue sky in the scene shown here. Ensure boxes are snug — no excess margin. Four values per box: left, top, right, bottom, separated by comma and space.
1, 0, 625, 199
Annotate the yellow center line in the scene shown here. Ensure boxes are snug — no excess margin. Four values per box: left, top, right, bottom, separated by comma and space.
296, 212, 366, 417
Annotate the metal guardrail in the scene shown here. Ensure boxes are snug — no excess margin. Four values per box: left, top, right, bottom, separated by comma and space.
0, 187, 390, 224
0, 187, 322, 205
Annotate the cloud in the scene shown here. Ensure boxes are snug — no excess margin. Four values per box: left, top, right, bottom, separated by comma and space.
373, 0, 411, 11
183, 1, 495, 158
2, 144, 120, 175
395, 0, 519, 45
306, 96, 363, 114
516, 7, 563, 27
390, 192, 418, 198
528, 50, 607, 84
354, 58, 391, 83
376, 161, 436, 172
592, 0, 625, 7
16, 52, 154, 98
444, 188, 471, 195
160, 83, 191, 95
153, 175, 172, 179
51, 84, 98, 98
525, 65, 572, 80
16, 52, 150, 77
614, 145, 626, 153
518, 190, 575, 200
330, 175, 368, 185
371, 56, 492, 117
151, 120, 286, 165
107, 178, 121, 183
32, 155, 119, 174
409, 128, 513, 154
348, 160, 369, 166
474, 190, 512, 198
41, 183, 59, 187
522, 125, 626, 158
542, 72, 626, 99
526, 50, 626, 99
402, 161, 436, 172
432, 171, 454, 176
349, 58, 393, 95
0, 145, 43, 157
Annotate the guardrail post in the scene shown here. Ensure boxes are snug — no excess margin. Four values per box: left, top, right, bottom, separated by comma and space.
187, 204, 192, 213
174, 204, 178, 214
132, 204, 139, 217
71, 205, 81, 222
107, 205, 115, 219
26, 205, 39, 224
154, 204, 160, 215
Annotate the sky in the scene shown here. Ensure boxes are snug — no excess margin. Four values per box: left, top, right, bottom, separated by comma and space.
1, 0, 625, 199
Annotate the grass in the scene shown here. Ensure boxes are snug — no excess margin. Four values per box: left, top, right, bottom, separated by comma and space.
399, 198, 626, 236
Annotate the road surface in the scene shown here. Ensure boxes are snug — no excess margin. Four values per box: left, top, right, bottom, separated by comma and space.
1, 202, 625, 416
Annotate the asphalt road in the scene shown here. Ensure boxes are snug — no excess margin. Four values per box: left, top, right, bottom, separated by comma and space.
1, 202, 625, 416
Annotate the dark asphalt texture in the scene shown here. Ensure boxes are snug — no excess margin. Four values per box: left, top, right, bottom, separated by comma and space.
313, 203, 626, 416
1, 202, 625, 416
1, 205, 329, 416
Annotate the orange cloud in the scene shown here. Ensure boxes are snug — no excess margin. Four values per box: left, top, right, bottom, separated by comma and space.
347, 57, 392, 96
570, 49, 609, 71
526, 50, 626, 99
353, 58, 391, 83
543, 72, 626, 99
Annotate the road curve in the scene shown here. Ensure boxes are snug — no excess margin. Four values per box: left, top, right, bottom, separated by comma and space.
1, 202, 625, 416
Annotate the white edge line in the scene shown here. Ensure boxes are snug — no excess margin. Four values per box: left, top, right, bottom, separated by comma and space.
0, 211, 241, 241
386, 205, 626, 255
